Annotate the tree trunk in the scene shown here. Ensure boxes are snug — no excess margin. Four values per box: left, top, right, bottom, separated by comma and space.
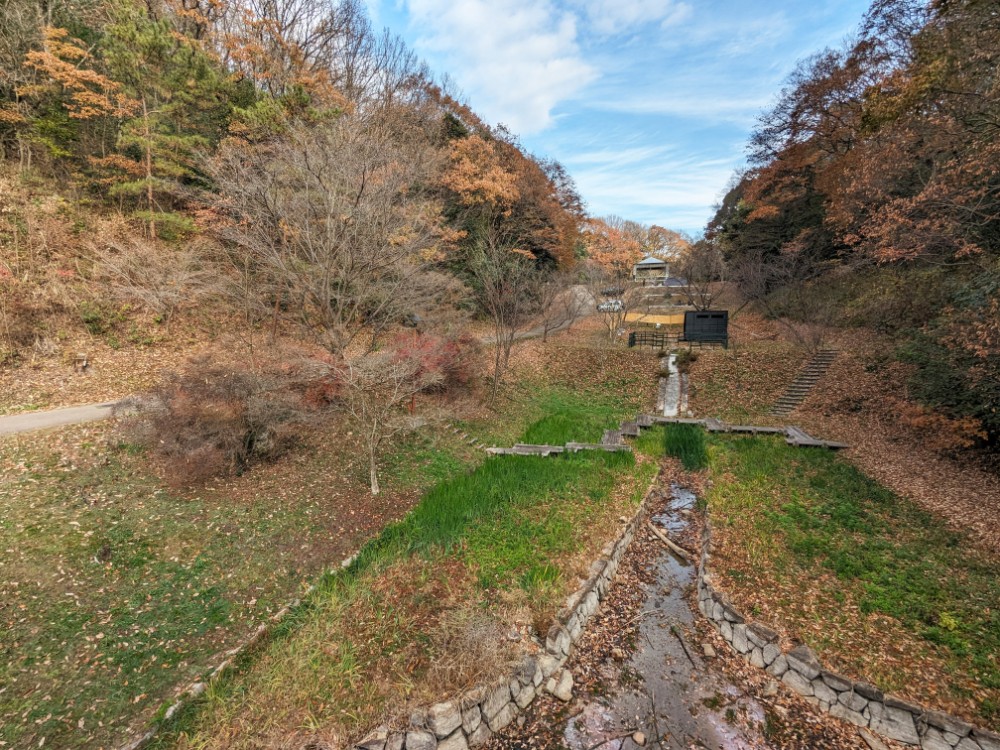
143, 98, 155, 240
369, 445, 380, 495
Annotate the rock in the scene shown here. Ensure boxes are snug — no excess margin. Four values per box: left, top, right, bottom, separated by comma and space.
486, 703, 517, 733
747, 623, 779, 647
858, 728, 890, 750
405, 731, 437, 750
829, 702, 867, 728
721, 604, 744, 624
516, 656, 538, 686
763, 680, 779, 698
537, 654, 561, 680
357, 726, 390, 750
550, 670, 574, 702
481, 682, 512, 721
385, 734, 404, 750
720, 620, 733, 642
461, 706, 481, 735
785, 645, 821, 680
427, 702, 462, 738
924, 709, 971, 738
865, 701, 919, 745
632, 731, 647, 746
973, 728, 1000, 750
702, 643, 716, 658
761, 643, 781, 666
812, 678, 839, 705
920, 727, 959, 750
514, 683, 535, 710
839, 690, 869, 714
781, 669, 814, 697
821, 670, 853, 693
853, 682, 884, 703
749, 647, 765, 668
467, 723, 492, 748
766, 654, 788, 678
611, 647, 626, 661
437, 731, 468, 750
957, 739, 984, 750
732, 624, 750, 654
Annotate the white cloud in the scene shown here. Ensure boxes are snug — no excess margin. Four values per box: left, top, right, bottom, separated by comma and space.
565, 148, 738, 232
574, 0, 692, 36
404, 0, 597, 134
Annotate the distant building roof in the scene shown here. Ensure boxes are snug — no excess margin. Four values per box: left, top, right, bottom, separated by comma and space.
635, 255, 668, 267
664, 276, 687, 287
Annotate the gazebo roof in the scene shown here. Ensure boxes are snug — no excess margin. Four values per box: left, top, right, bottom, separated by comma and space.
635, 255, 667, 267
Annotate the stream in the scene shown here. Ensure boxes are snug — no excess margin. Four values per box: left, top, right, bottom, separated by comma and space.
559, 483, 772, 750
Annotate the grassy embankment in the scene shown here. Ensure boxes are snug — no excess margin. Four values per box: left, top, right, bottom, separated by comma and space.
1, 339, 660, 749
150, 387, 659, 749
701, 433, 1000, 729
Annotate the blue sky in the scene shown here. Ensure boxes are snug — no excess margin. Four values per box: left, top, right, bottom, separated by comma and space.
364, 0, 872, 235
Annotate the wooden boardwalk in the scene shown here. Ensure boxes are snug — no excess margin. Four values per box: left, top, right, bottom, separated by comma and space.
654, 416, 848, 450
484, 414, 848, 458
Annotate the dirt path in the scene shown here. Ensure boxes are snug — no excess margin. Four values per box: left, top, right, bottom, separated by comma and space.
488, 476, 895, 750
0, 400, 122, 436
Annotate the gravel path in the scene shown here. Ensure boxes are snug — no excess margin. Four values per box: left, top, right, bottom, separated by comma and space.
0, 400, 122, 436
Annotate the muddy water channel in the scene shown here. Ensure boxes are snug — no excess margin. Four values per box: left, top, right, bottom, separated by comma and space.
490, 482, 779, 750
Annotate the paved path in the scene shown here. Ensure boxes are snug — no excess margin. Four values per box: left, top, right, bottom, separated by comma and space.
0, 401, 122, 436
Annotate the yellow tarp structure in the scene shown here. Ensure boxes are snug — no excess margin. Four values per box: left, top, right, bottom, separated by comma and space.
625, 312, 685, 326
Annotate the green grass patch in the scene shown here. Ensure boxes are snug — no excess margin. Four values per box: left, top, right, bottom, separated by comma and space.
706, 434, 1000, 726
150, 395, 659, 748
663, 423, 708, 470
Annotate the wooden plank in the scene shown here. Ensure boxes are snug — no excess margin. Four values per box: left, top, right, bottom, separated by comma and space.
566, 442, 632, 453
704, 418, 728, 432
651, 417, 706, 426
602, 429, 624, 445
621, 421, 641, 437
727, 425, 786, 435
637, 414, 654, 428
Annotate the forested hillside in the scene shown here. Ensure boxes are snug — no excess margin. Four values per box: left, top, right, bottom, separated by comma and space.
709, 0, 999, 451
0, 0, 588, 363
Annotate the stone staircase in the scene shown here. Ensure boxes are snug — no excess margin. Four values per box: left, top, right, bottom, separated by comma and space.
771, 349, 838, 416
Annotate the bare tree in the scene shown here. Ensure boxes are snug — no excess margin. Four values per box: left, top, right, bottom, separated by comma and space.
335, 349, 442, 495
581, 261, 646, 341
677, 240, 726, 310
537, 269, 587, 342
731, 248, 838, 351
471, 226, 542, 403
89, 237, 222, 327
211, 114, 449, 355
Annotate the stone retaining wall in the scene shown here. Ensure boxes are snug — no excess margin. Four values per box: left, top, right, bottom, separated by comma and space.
354, 473, 662, 750
695, 519, 1000, 750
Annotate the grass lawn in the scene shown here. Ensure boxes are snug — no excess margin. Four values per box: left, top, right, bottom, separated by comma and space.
150, 392, 660, 749
0, 420, 477, 750
705, 434, 1000, 729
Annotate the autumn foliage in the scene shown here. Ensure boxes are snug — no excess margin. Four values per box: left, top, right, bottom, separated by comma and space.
709, 0, 1000, 448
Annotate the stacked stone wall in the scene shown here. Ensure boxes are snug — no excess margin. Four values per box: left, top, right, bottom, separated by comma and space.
695, 519, 1000, 750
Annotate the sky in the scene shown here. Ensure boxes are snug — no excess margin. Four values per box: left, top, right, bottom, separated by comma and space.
364, 0, 872, 235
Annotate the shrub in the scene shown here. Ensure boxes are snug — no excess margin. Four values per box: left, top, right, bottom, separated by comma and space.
390, 331, 481, 393
675, 348, 699, 374
121, 354, 308, 485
